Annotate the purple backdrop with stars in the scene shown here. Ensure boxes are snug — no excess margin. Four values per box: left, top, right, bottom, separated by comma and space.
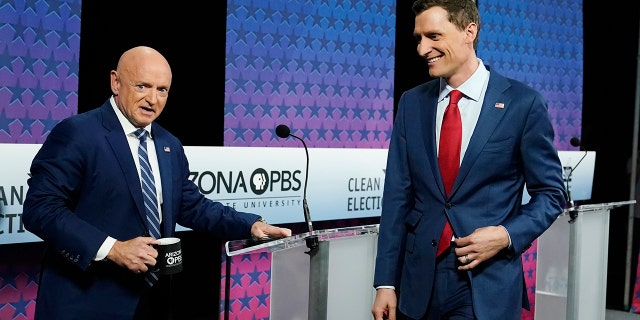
0, 0, 80, 144
223, 0, 395, 149
0, 0, 81, 319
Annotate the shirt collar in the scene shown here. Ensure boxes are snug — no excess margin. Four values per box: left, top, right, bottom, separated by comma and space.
110, 96, 153, 138
438, 58, 490, 103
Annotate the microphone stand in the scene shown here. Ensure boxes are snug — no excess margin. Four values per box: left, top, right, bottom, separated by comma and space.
565, 168, 578, 223
566, 149, 588, 223
287, 132, 319, 253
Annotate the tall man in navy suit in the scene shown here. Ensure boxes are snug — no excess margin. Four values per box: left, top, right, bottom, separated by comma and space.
371, 1, 567, 319
23, 46, 291, 319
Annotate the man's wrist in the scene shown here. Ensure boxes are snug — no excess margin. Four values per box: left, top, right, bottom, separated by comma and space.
498, 225, 512, 249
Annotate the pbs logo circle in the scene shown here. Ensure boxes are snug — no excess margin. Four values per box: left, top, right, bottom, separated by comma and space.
250, 168, 269, 195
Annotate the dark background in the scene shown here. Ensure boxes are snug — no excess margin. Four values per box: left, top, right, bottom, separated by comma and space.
72, 0, 640, 316
582, 2, 640, 310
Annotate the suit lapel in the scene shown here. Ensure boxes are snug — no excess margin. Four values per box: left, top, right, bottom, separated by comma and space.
100, 103, 148, 226
419, 85, 447, 196
453, 72, 511, 195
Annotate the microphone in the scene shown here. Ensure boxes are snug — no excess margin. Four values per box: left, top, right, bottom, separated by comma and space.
566, 136, 588, 222
275, 124, 318, 252
570, 137, 581, 148
275, 124, 290, 139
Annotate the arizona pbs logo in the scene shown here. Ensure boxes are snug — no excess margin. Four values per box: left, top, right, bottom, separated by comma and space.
190, 167, 303, 197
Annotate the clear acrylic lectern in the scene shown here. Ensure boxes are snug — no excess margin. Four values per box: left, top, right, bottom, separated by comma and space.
535, 200, 636, 320
225, 224, 379, 320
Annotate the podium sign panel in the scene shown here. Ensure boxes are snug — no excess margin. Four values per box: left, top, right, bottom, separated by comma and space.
535, 200, 636, 320
225, 224, 379, 320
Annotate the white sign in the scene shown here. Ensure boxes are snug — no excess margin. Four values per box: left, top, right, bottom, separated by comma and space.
183, 146, 387, 225
0, 144, 594, 244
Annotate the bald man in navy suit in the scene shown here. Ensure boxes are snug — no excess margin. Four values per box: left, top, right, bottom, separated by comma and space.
23, 46, 291, 319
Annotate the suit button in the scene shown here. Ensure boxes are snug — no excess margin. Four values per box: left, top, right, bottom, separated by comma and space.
446, 202, 453, 209
431, 240, 437, 247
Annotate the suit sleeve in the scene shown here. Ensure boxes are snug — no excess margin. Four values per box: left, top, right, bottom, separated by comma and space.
373, 91, 413, 287
172, 144, 260, 239
23, 120, 108, 270
501, 91, 567, 254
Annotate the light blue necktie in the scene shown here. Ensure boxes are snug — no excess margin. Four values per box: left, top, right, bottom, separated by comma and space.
135, 129, 161, 286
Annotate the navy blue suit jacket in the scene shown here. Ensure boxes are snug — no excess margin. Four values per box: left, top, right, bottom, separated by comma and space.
23, 100, 260, 319
373, 68, 567, 320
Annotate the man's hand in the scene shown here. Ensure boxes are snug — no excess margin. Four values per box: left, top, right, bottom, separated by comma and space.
453, 225, 510, 270
107, 236, 160, 274
372, 288, 396, 320
250, 219, 292, 240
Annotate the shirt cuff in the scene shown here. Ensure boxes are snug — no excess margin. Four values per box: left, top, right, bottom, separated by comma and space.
94, 236, 117, 261
375, 285, 395, 290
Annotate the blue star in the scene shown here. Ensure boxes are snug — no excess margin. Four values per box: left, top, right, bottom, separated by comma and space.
359, 128, 369, 140
66, 1, 83, 19
30, 21, 51, 48
0, 108, 14, 134
256, 288, 270, 307
42, 55, 62, 77
378, 108, 390, 120
247, 266, 262, 285
526, 268, 535, 280
258, 251, 269, 261
316, 127, 328, 139
19, 117, 35, 134
372, 129, 382, 141
0, 265, 20, 289
8, 20, 28, 42
0, 50, 14, 72
307, 105, 320, 118
237, 292, 254, 311
41, 0, 62, 20
14, 54, 39, 81
300, 128, 313, 139
30, 85, 50, 106
64, 58, 80, 79
51, 87, 71, 108
230, 271, 245, 289
11, 293, 29, 318
40, 113, 61, 135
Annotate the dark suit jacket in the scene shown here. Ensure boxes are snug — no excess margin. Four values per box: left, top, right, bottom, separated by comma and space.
23, 99, 260, 319
373, 68, 567, 320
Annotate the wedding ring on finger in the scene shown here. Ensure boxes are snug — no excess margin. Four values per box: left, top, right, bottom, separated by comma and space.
464, 254, 470, 264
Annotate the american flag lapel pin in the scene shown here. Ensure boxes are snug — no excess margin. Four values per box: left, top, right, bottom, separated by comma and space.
494, 102, 505, 109
164, 147, 171, 152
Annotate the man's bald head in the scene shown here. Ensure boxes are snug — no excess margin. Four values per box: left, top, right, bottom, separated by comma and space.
110, 46, 172, 128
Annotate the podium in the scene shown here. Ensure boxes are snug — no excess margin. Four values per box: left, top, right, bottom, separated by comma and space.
535, 200, 636, 320
225, 224, 379, 320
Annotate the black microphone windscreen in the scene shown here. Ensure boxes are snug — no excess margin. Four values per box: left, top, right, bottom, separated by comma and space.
570, 137, 581, 147
275, 124, 291, 138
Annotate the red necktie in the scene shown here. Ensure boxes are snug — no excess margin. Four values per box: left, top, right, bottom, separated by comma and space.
436, 89, 463, 256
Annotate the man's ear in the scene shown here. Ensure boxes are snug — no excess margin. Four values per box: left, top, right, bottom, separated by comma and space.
110, 70, 120, 96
